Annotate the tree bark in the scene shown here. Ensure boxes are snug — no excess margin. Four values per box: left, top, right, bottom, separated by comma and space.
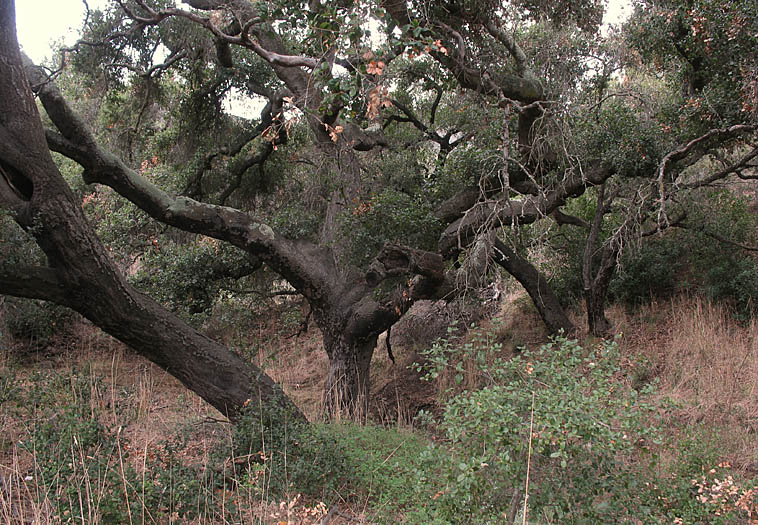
582, 185, 620, 337
321, 333, 376, 421
585, 285, 612, 336
317, 244, 447, 419
0, 1, 304, 424
492, 238, 576, 335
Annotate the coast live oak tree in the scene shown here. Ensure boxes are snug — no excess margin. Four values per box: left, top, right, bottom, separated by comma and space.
1, 0, 755, 420
0, 0, 303, 422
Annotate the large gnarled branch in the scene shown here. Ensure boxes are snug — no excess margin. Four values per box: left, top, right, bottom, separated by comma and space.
25, 61, 337, 310
438, 165, 614, 255
0, 266, 69, 304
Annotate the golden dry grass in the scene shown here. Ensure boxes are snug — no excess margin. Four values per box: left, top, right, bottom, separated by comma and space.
0, 322, 355, 524
615, 296, 758, 471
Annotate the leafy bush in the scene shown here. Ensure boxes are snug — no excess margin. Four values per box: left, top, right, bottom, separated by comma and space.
412, 330, 665, 522
19, 368, 213, 522
574, 100, 664, 178
221, 410, 446, 521
406, 327, 758, 523
130, 239, 256, 322
221, 395, 355, 502
548, 188, 758, 318
318, 423, 443, 522
610, 235, 685, 307
338, 188, 442, 267
2, 297, 77, 350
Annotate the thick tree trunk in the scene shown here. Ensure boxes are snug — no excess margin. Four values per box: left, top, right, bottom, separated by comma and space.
585, 287, 612, 336
492, 238, 576, 335
321, 334, 376, 421
0, 6, 304, 424
76, 289, 304, 421
582, 185, 620, 337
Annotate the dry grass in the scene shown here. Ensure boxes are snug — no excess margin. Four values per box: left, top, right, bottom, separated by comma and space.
615, 296, 758, 471
0, 322, 348, 524
2, 294, 756, 522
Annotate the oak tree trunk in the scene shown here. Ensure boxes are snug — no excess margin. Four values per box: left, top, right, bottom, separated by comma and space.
585, 286, 612, 336
582, 185, 619, 337
321, 333, 377, 421
492, 238, 576, 335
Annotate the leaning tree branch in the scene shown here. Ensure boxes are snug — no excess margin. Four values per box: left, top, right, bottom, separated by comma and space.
113, 0, 320, 70
105, 49, 187, 79
658, 124, 757, 193
484, 21, 529, 76
0, 266, 70, 304
438, 164, 615, 256
24, 60, 337, 310
552, 209, 590, 229
682, 146, 758, 188
388, 98, 458, 151
491, 238, 575, 335
673, 223, 758, 252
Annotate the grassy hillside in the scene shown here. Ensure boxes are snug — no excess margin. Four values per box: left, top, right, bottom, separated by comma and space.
1, 294, 756, 523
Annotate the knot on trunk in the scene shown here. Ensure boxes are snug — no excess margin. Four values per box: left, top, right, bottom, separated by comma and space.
366, 244, 445, 288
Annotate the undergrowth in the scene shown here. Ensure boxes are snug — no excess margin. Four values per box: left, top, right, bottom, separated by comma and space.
1, 297, 757, 523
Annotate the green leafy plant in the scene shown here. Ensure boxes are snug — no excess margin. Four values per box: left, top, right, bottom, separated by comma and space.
415, 330, 664, 522
17, 367, 217, 522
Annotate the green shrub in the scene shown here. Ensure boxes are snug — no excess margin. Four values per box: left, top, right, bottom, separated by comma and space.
610, 236, 685, 308
407, 327, 758, 523
414, 331, 664, 522
18, 367, 215, 522
221, 411, 449, 522
221, 395, 354, 502
318, 423, 444, 522
2, 298, 77, 349
338, 188, 442, 267
130, 239, 256, 322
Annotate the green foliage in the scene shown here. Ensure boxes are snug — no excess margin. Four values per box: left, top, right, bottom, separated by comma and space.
413, 331, 663, 522
701, 255, 758, 319
84, 190, 159, 264
611, 191, 758, 317
270, 201, 322, 240
0, 210, 45, 268
130, 239, 256, 321
0, 365, 19, 406
317, 423, 442, 522
574, 100, 664, 177
2, 298, 76, 350
17, 367, 213, 522
610, 235, 685, 307
681, 191, 758, 318
222, 400, 354, 502
625, 0, 758, 128
219, 413, 449, 521
339, 188, 442, 267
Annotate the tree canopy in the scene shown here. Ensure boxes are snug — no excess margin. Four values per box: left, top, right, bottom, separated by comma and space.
1, 0, 756, 420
